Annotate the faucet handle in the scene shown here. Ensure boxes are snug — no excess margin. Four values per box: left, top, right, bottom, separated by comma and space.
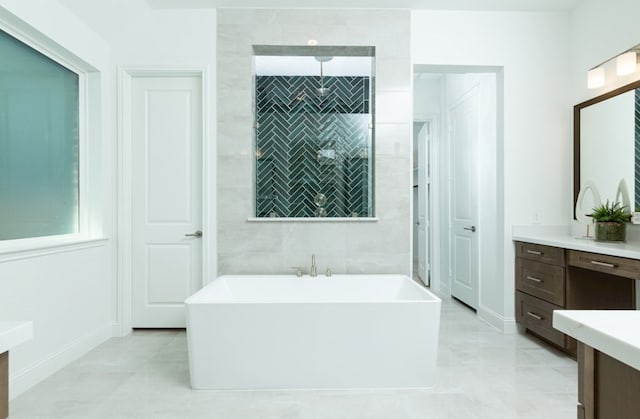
291, 266, 303, 277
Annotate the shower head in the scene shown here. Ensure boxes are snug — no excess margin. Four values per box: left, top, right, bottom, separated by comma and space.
315, 56, 333, 97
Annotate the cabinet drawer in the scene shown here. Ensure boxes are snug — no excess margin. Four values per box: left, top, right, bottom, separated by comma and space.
568, 250, 640, 280
516, 258, 565, 306
516, 291, 565, 347
515, 242, 565, 266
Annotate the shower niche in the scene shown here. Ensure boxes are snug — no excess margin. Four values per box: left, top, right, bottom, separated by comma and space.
252, 45, 375, 218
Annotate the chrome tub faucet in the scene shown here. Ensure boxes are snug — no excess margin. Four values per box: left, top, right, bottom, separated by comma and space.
310, 254, 318, 277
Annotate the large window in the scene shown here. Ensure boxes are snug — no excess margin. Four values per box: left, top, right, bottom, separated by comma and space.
0, 29, 80, 240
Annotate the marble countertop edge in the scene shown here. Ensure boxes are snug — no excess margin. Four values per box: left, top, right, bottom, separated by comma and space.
512, 225, 640, 259
0, 321, 34, 354
553, 310, 640, 371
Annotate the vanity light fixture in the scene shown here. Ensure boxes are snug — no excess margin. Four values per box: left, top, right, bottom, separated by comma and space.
587, 67, 605, 89
587, 43, 640, 88
616, 51, 637, 76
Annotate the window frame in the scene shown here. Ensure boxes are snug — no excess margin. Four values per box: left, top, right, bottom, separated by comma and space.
0, 24, 97, 255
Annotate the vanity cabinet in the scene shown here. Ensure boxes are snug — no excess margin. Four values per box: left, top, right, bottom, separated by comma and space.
515, 241, 637, 354
577, 343, 640, 419
515, 242, 568, 349
1, 352, 6, 419
553, 310, 640, 419
566, 250, 637, 312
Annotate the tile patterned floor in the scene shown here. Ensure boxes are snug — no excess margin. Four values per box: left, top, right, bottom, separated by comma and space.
10, 298, 577, 418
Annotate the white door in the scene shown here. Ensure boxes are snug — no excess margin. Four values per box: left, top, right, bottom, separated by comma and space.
449, 86, 479, 309
417, 123, 429, 286
131, 76, 203, 328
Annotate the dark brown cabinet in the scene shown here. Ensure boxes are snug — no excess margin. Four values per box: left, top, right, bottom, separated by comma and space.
1, 351, 6, 419
515, 241, 568, 349
515, 241, 637, 354
578, 342, 640, 419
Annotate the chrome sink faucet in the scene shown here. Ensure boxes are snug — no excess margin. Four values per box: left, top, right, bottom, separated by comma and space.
310, 254, 318, 277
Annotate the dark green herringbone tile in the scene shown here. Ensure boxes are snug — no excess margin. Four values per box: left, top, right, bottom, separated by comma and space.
255, 75, 373, 218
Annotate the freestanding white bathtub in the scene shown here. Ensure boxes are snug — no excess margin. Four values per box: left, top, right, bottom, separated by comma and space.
185, 274, 441, 390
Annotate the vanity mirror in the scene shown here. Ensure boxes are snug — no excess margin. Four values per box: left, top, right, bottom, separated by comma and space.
574, 80, 640, 219
252, 45, 375, 218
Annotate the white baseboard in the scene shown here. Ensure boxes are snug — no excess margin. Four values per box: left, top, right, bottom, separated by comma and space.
478, 305, 518, 334
9, 323, 113, 399
111, 322, 132, 338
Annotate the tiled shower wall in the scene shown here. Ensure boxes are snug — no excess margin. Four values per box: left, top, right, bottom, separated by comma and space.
255, 75, 372, 218
217, 9, 411, 274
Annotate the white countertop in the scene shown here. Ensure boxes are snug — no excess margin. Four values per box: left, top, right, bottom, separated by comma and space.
513, 225, 640, 259
553, 310, 640, 370
0, 321, 33, 354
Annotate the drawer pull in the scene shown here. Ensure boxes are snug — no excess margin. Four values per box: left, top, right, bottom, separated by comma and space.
526, 312, 543, 321
526, 276, 543, 283
527, 250, 543, 255
591, 260, 617, 268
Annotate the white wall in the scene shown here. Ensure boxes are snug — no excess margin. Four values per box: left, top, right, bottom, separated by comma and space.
0, 0, 220, 395
412, 11, 572, 329
0, 0, 115, 397
105, 3, 218, 331
0, 0, 219, 396
414, 76, 443, 120
56, 0, 218, 331
0, 244, 112, 397
570, 0, 640, 103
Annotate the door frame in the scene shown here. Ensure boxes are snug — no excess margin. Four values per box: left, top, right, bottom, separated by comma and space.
413, 117, 438, 289
413, 65, 505, 331
116, 66, 212, 336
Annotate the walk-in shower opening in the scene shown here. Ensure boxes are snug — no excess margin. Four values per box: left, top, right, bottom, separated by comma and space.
252, 45, 376, 218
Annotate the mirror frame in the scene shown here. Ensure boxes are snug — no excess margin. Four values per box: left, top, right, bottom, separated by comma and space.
573, 79, 640, 218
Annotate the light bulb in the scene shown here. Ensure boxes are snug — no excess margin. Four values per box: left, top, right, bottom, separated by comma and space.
616, 51, 637, 76
587, 67, 605, 89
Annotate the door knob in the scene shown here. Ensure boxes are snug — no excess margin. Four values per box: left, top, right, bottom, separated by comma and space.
464, 226, 476, 233
185, 230, 203, 238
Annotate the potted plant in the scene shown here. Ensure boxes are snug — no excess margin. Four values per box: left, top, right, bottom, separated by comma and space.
590, 200, 631, 242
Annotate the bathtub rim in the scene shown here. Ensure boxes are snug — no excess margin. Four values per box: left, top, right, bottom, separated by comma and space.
184, 274, 441, 305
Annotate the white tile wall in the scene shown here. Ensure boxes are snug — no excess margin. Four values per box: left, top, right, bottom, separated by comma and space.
217, 9, 411, 275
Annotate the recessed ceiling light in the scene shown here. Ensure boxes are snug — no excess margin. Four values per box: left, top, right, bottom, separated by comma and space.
307, 39, 318, 46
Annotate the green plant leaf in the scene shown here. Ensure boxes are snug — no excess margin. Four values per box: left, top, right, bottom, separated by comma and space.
590, 200, 631, 223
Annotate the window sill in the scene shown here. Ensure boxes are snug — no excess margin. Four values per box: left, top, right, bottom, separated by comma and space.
247, 217, 380, 223
0, 236, 109, 263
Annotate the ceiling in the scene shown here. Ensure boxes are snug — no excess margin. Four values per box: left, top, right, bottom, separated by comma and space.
146, 0, 585, 12
56, 0, 586, 45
